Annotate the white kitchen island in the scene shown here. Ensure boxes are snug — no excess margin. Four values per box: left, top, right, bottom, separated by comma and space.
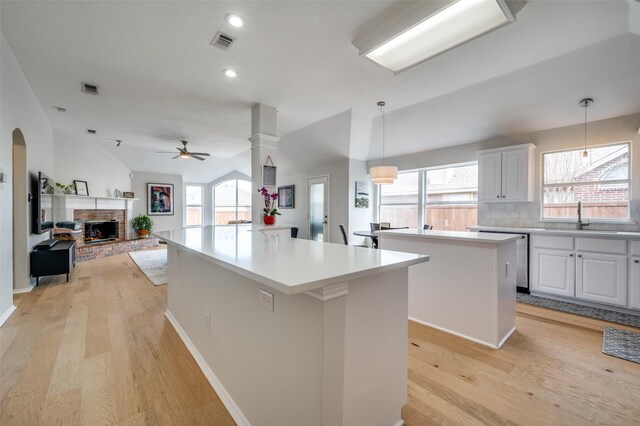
155, 225, 429, 426
379, 229, 521, 349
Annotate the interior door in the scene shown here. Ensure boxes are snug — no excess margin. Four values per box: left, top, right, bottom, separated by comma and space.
308, 175, 329, 242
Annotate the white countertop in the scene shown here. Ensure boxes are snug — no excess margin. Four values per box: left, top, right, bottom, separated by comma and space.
378, 229, 521, 243
247, 224, 295, 232
155, 226, 429, 295
470, 226, 640, 239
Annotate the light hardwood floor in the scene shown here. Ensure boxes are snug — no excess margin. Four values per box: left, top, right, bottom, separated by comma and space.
1, 252, 640, 425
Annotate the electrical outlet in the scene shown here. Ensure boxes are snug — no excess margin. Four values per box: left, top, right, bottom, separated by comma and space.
259, 289, 274, 312
205, 313, 212, 334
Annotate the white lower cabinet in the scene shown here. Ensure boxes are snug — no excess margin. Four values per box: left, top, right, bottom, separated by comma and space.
630, 258, 640, 310
575, 253, 627, 307
530, 249, 575, 297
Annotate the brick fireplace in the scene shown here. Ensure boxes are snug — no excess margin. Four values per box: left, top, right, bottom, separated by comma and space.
73, 209, 126, 247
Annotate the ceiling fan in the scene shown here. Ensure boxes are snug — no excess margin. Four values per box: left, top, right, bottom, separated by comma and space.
156, 140, 211, 161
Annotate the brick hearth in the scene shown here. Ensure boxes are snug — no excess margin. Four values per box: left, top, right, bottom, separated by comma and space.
76, 237, 161, 262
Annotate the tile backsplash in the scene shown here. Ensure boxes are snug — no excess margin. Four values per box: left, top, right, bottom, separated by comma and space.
478, 200, 640, 232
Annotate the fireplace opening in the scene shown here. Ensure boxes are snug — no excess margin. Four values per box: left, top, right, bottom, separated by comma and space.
84, 220, 119, 244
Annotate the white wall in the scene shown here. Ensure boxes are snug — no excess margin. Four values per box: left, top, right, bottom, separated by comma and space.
0, 32, 54, 311
348, 159, 373, 245
131, 171, 183, 232
53, 128, 131, 197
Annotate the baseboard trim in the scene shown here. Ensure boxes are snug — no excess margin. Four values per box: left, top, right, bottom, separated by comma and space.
164, 310, 250, 426
13, 282, 36, 294
408, 317, 512, 350
497, 326, 517, 349
0, 305, 17, 327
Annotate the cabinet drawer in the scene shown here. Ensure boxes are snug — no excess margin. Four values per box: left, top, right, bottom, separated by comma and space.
630, 241, 640, 256
531, 235, 573, 250
576, 238, 627, 255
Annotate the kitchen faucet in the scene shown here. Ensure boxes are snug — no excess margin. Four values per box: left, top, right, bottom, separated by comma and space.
577, 201, 590, 230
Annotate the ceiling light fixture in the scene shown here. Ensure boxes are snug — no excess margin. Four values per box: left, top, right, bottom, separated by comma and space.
370, 101, 398, 185
116, 140, 122, 147
226, 14, 245, 28
579, 97, 593, 162
353, 0, 526, 73
55, 106, 67, 113
224, 69, 237, 78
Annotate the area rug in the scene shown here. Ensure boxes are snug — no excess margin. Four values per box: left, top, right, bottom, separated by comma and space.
128, 249, 167, 286
517, 293, 640, 328
602, 326, 640, 364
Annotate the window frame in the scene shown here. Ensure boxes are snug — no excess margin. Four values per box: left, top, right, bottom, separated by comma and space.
213, 179, 252, 225
540, 141, 631, 222
184, 184, 204, 227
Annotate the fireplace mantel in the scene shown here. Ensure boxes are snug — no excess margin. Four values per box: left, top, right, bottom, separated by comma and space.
54, 195, 139, 239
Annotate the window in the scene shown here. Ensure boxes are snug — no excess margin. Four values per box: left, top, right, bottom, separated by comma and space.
379, 172, 419, 228
542, 143, 629, 220
185, 185, 203, 226
425, 163, 478, 231
377, 163, 478, 231
213, 179, 252, 225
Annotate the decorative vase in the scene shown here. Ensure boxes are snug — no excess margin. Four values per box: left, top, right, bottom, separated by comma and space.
136, 229, 149, 239
263, 215, 275, 225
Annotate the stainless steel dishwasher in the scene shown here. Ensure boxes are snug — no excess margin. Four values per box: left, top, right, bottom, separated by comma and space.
479, 230, 529, 293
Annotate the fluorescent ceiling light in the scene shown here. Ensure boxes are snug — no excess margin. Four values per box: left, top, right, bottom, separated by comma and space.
356, 0, 525, 73
226, 14, 245, 28
224, 69, 237, 78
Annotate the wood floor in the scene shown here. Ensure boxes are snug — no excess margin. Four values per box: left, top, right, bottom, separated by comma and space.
1, 252, 639, 425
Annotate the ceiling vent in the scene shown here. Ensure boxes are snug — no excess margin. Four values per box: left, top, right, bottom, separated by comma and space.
81, 82, 99, 95
86, 129, 97, 134
210, 31, 236, 50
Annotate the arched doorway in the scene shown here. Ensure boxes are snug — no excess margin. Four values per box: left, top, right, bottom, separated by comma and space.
12, 129, 29, 291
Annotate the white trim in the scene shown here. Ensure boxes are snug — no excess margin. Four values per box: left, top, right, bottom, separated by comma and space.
392, 420, 405, 426
13, 282, 36, 294
408, 317, 511, 349
304, 282, 348, 301
497, 326, 517, 348
0, 305, 17, 327
164, 310, 251, 426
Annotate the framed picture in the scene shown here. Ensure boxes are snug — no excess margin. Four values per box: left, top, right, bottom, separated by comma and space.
148, 183, 174, 215
123, 191, 135, 198
262, 165, 276, 187
278, 185, 295, 209
74, 180, 89, 196
355, 181, 369, 208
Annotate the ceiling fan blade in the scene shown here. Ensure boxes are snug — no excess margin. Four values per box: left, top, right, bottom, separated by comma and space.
172, 155, 181, 159
175, 147, 183, 151
189, 152, 211, 156
191, 155, 206, 161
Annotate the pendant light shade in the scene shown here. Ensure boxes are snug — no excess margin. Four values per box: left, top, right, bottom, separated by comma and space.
370, 101, 398, 185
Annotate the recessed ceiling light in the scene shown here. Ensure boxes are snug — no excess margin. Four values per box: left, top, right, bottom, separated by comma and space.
224, 69, 237, 78
226, 14, 245, 28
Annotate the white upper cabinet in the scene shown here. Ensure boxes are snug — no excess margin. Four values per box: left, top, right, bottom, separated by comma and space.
477, 144, 535, 202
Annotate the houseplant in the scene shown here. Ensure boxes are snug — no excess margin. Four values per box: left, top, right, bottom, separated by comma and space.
130, 214, 153, 238
258, 186, 280, 225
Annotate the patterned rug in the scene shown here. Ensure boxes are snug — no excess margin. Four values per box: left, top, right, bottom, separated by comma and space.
517, 293, 640, 328
602, 326, 640, 364
128, 249, 167, 286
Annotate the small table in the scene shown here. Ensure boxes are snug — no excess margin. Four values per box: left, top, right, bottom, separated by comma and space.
353, 230, 380, 248
30, 240, 76, 285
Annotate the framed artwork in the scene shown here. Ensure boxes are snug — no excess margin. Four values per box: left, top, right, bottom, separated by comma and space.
278, 185, 295, 209
262, 165, 276, 187
74, 180, 89, 196
148, 183, 174, 215
355, 181, 369, 208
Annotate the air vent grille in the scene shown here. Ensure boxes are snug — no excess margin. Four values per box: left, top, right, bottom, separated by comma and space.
86, 129, 97, 134
210, 31, 236, 50
81, 83, 99, 95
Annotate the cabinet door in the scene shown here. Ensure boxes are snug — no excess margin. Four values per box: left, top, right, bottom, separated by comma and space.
501, 149, 526, 201
478, 153, 502, 202
530, 249, 575, 297
576, 253, 627, 307
630, 258, 640, 310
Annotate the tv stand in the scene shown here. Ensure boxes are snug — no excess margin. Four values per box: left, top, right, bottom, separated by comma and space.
30, 240, 76, 285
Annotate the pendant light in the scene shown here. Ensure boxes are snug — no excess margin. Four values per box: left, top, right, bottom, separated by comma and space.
579, 97, 593, 162
370, 101, 398, 185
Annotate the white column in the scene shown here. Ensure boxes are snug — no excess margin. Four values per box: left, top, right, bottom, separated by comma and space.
249, 104, 279, 225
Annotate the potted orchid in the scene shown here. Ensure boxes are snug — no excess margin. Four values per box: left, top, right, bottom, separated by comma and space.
258, 186, 280, 225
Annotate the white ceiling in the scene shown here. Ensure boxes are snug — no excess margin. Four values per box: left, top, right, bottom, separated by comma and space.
1, 1, 639, 182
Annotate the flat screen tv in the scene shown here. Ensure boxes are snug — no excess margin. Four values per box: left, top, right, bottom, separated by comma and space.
33, 171, 55, 235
